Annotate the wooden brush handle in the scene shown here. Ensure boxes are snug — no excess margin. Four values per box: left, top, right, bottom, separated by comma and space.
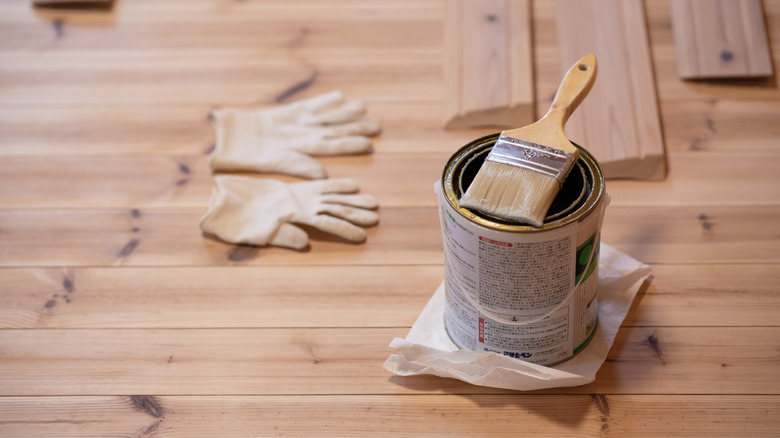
544, 53, 597, 128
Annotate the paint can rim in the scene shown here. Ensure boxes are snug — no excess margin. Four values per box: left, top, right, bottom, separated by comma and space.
442, 133, 605, 232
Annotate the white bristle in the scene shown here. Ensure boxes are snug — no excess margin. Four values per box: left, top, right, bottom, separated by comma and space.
459, 161, 560, 227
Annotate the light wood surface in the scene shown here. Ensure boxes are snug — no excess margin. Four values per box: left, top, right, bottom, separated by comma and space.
1, 0, 779, 436
442, 0, 534, 129
557, 0, 667, 180
670, 0, 774, 79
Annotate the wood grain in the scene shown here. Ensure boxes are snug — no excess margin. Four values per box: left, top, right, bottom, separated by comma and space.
0, 266, 442, 329
670, 0, 774, 78
660, 98, 780, 152
0, 103, 495, 156
1, 152, 779, 208
624, 264, 780, 327
0, 326, 777, 396
0, 0, 778, 434
535, 0, 780, 102
0, 205, 778, 267
1, 395, 777, 437
0, 207, 443, 267
0, 52, 442, 105
3, 99, 779, 156
556, 0, 666, 180
3, 264, 778, 329
0, 5, 441, 52
442, 0, 534, 129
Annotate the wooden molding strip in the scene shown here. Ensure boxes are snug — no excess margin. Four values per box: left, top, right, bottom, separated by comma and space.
443, 0, 534, 129
556, 0, 667, 180
670, 0, 773, 79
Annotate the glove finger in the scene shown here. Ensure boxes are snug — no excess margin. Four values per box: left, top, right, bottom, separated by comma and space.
320, 193, 378, 210
211, 147, 327, 179
296, 136, 372, 156
322, 117, 381, 137
319, 204, 379, 227
303, 100, 366, 126
306, 214, 368, 243
300, 90, 345, 113
295, 177, 359, 195
268, 222, 310, 250
265, 149, 328, 179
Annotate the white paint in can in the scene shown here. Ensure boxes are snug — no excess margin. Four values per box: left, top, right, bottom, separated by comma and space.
438, 135, 607, 366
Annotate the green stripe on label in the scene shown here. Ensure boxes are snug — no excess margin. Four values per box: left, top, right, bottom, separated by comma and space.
573, 319, 598, 355
446, 209, 456, 224
575, 231, 599, 285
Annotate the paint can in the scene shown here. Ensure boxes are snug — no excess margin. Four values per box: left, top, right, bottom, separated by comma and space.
437, 133, 607, 366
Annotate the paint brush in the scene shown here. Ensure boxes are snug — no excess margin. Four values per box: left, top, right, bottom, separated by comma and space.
459, 53, 597, 227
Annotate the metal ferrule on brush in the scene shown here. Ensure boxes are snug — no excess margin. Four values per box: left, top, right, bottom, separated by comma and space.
485, 136, 575, 186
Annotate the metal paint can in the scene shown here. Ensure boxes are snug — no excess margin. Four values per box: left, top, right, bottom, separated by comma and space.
437, 133, 607, 366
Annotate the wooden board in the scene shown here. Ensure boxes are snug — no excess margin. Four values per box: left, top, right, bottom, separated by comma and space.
3, 264, 778, 329
0, 205, 778, 267
0, 0, 778, 435
0, 327, 778, 396
442, 0, 534, 129
3, 99, 780, 156
1, 395, 777, 438
556, 0, 667, 180
670, 0, 774, 79
1, 152, 779, 208
32, 0, 113, 8
0, 103, 496, 156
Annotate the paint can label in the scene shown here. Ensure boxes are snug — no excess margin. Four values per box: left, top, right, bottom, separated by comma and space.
438, 182, 603, 366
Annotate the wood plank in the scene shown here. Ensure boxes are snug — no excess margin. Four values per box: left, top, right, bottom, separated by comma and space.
442, 0, 534, 129
0, 53, 441, 105
603, 152, 780, 206
642, 0, 780, 50
1, 152, 779, 208
0, 155, 215, 208
0, 266, 442, 329
31, 0, 112, 7
670, 0, 773, 79
660, 98, 780, 152
4, 98, 779, 156
535, 0, 780, 102
534, 46, 780, 105
0, 395, 777, 437
625, 264, 780, 327
3, 264, 778, 329
556, 0, 666, 180
2, 0, 439, 11
602, 205, 780, 265
654, 45, 780, 101
0, 207, 443, 267
5, 0, 776, 107
0, 327, 778, 395
0, 8, 441, 53
647, 0, 780, 98
0, 155, 450, 209
1, 1, 777, 106
0, 103, 496, 156
0, 106, 216, 156
0, 0, 776, 434
0, 205, 778, 267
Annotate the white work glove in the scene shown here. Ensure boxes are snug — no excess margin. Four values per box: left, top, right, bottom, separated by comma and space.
199, 175, 379, 250
208, 91, 381, 179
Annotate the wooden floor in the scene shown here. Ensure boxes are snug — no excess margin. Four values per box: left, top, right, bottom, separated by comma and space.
1, 0, 779, 436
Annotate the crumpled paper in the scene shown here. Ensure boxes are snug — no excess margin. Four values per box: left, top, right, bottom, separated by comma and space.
383, 243, 651, 391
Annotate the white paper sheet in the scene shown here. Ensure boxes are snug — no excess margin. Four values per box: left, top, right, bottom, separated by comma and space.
383, 243, 651, 391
